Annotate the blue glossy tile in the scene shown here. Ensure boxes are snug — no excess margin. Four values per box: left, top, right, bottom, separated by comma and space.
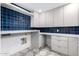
31, 26, 79, 34
1, 6, 31, 31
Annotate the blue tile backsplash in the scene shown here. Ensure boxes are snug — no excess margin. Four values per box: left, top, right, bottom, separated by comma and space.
1, 6, 79, 34
32, 26, 79, 34
1, 6, 31, 30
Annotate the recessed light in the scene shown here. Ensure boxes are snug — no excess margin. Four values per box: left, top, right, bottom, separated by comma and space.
38, 9, 42, 13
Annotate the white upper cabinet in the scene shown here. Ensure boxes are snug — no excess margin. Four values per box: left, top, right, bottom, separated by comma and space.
32, 12, 40, 27
78, 4, 79, 24
32, 3, 79, 27
64, 4, 79, 26
53, 7, 64, 27
45, 12, 51, 27
39, 12, 46, 27
48, 11, 54, 27
45, 11, 54, 27
38, 11, 54, 27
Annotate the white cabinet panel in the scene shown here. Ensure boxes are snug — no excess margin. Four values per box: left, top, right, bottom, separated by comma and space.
32, 4, 79, 27
39, 11, 54, 27
53, 7, 64, 27
52, 43, 68, 55
52, 44, 60, 52
52, 36, 68, 46
26, 34, 31, 48
32, 12, 40, 27
51, 36, 56, 50
39, 35, 45, 48
78, 38, 79, 56
59, 46, 68, 55
45, 11, 54, 27
51, 36, 68, 55
49, 11, 54, 27
45, 12, 51, 27
33, 10, 54, 27
68, 37, 78, 56
53, 36, 68, 48
46, 35, 51, 48
64, 4, 78, 26
78, 4, 79, 24
39, 13, 46, 27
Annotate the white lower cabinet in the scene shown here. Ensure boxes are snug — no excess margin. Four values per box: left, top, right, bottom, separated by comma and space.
39, 35, 45, 48
51, 35, 78, 56
46, 35, 51, 48
78, 38, 79, 56
51, 36, 68, 55
68, 37, 78, 56
1, 34, 31, 56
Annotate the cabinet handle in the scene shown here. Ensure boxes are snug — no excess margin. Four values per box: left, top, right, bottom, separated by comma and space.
21, 37, 27, 44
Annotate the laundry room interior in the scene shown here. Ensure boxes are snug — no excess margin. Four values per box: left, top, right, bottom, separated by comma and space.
0, 3, 79, 56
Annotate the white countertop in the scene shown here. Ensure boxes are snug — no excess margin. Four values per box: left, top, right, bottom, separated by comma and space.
1, 30, 40, 35
40, 32, 79, 38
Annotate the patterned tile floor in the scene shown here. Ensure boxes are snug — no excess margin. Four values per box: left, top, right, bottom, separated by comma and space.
13, 47, 61, 56
35, 48, 60, 56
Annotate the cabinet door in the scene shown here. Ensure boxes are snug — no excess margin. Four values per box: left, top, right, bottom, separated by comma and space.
51, 36, 60, 52
45, 11, 54, 27
78, 38, 79, 56
46, 35, 51, 48
49, 11, 54, 27
78, 4, 79, 24
64, 4, 78, 26
26, 34, 31, 48
33, 12, 40, 27
39, 35, 45, 48
53, 36, 68, 48
39, 13, 46, 27
51, 36, 56, 50
45, 12, 50, 27
51, 36, 68, 55
68, 37, 78, 56
53, 7, 64, 27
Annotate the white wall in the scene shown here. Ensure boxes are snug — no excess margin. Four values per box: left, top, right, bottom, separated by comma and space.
31, 3, 79, 27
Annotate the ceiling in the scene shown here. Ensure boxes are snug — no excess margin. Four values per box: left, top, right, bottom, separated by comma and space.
15, 3, 67, 12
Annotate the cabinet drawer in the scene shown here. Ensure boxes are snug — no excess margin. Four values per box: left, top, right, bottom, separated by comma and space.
52, 44, 68, 55
53, 39, 67, 48
52, 36, 68, 41
52, 36, 68, 48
